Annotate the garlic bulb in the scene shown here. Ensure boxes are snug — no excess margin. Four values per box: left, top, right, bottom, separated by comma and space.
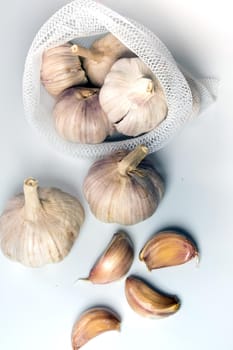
53, 87, 111, 144
0, 178, 85, 267
83, 145, 164, 225
125, 276, 180, 318
41, 44, 88, 96
71, 33, 134, 86
99, 57, 168, 136
72, 307, 120, 349
139, 230, 199, 270
80, 231, 134, 284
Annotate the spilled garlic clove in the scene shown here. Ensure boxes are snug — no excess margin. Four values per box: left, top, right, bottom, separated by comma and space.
53, 87, 112, 144
80, 231, 134, 284
125, 276, 180, 318
41, 43, 88, 96
83, 145, 164, 225
71, 33, 134, 87
72, 307, 121, 349
0, 178, 85, 267
139, 230, 199, 270
99, 57, 168, 136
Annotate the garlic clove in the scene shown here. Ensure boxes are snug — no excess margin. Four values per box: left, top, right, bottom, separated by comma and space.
41, 43, 88, 96
125, 276, 180, 318
0, 178, 85, 267
71, 33, 134, 87
72, 307, 121, 349
139, 230, 199, 270
83, 145, 164, 225
53, 87, 112, 144
80, 231, 134, 284
99, 57, 168, 136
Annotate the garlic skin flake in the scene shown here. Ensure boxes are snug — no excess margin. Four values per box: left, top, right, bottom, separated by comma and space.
83, 145, 164, 225
125, 276, 180, 318
41, 44, 88, 96
72, 307, 120, 349
71, 33, 134, 87
99, 57, 168, 136
82, 231, 134, 284
53, 87, 111, 144
0, 178, 85, 267
139, 230, 199, 270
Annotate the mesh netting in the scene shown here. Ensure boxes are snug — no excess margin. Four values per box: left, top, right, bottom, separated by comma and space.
22, 0, 217, 159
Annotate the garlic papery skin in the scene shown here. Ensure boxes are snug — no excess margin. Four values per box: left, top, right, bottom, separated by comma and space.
71, 33, 134, 87
139, 230, 199, 270
81, 231, 134, 284
83, 145, 164, 225
72, 307, 121, 349
125, 276, 180, 318
53, 87, 112, 144
40, 44, 88, 96
0, 178, 85, 267
99, 57, 168, 136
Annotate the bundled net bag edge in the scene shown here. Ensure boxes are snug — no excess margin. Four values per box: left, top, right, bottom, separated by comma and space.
22, 0, 217, 159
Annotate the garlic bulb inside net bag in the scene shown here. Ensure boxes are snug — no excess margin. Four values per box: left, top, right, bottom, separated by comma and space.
99, 57, 168, 136
71, 33, 135, 87
53, 87, 112, 143
41, 43, 88, 97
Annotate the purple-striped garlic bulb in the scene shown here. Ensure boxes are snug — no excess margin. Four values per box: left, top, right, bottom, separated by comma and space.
83, 145, 164, 225
53, 87, 112, 144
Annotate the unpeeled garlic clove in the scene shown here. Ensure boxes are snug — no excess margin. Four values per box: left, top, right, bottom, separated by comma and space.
71, 33, 134, 87
0, 178, 85, 267
125, 276, 180, 318
139, 230, 199, 270
41, 43, 88, 96
53, 87, 112, 144
80, 231, 134, 284
83, 145, 164, 225
99, 57, 168, 136
72, 307, 121, 349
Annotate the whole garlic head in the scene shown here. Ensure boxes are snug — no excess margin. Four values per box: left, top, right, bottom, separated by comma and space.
99, 57, 168, 136
71, 33, 134, 87
41, 43, 88, 96
53, 87, 112, 144
0, 178, 85, 267
83, 145, 164, 225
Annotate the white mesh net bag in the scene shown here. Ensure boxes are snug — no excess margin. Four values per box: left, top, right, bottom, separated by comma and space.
23, 0, 217, 159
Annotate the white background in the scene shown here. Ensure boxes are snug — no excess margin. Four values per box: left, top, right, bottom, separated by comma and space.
0, 0, 233, 349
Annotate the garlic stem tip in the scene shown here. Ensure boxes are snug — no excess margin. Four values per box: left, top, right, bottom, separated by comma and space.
140, 145, 149, 155
147, 80, 154, 93
71, 44, 79, 54
24, 177, 38, 187
118, 145, 149, 176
